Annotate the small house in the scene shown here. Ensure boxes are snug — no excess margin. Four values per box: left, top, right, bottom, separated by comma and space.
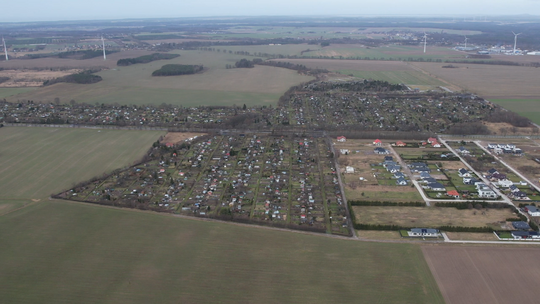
458, 168, 471, 177
337, 136, 346, 142
427, 182, 446, 191
511, 231, 540, 240
396, 141, 406, 147
447, 190, 460, 198
373, 139, 382, 146
525, 205, 540, 216
396, 177, 408, 186
408, 228, 440, 237
345, 166, 355, 174
512, 221, 531, 230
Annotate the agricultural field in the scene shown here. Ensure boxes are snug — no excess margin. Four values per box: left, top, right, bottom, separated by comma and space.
0, 87, 36, 99
0, 126, 444, 304
410, 61, 540, 99
0, 200, 444, 304
422, 246, 540, 304
0, 127, 164, 200
7, 50, 313, 106
489, 98, 540, 125
56, 134, 350, 235
352, 206, 513, 229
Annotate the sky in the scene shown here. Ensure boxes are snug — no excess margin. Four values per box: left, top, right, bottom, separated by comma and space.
5, 0, 540, 22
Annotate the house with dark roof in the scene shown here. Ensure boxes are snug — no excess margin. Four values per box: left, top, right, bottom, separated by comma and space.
374, 147, 389, 154
512, 221, 531, 230
384, 156, 393, 161
458, 168, 471, 177
457, 146, 470, 154
407, 228, 440, 237
423, 177, 437, 184
394, 172, 405, 179
510, 231, 540, 240
420, 172, 431, 179
525, 205, 540, 216
396, 177, 408, 186
427, 182, 446, 191
487, 168, 499, 175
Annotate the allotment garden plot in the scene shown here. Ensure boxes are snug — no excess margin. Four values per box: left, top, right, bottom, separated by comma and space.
56, 134, 349, 235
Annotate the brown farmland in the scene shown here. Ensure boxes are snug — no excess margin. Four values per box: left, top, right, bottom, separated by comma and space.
411, 62, 540, 99
270, 58, 416, 71
0, 50, 155, 69
422, 246, 540, 304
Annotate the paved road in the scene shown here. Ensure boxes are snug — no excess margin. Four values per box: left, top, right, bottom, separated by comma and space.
327, 136, 357, 239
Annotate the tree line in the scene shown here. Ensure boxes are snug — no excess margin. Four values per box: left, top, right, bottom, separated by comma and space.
152, 64, 203, 76
117, 53, 180, 66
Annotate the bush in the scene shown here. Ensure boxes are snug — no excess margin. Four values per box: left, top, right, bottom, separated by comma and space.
117, 53, 179, 66
43, 70, 102, 86
152, 64, 203, 76
349, 200, 424, 207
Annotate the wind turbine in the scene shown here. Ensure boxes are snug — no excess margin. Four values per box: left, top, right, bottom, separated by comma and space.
423, 32, 428, 53
2, 37, 8, 61
101, 36, 106, 60
512, 31, 521, 55
464, 36, 469, 49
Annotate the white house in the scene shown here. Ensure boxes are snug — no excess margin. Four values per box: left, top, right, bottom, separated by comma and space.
478, 188, 497, 199
498, 179, 514, 188
525, 205, 540, 217
458, 168, 471, 177
345, 166, 355, 174
340, 149, 350, 155
408, 228, 439, 237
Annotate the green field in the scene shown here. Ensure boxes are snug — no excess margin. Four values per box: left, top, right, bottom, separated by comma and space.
489, 99, 540, 125
0, 127, 444, 303
8, 50, 313, 106
0, 87, 37, 99
0, 127, 164, 199
338, 70, 445, 86
0, 200, 444, 304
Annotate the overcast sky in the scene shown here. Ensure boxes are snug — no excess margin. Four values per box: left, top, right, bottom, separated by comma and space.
5, 0, 540, 22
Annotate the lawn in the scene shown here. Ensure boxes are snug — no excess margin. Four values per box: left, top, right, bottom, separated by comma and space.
7, 50, 313, 107
353, 206, 512, 228
0, 127, 164, 200
0, 200, 444, 304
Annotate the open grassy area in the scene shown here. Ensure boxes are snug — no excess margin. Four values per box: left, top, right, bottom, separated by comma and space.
489, 98, 540, 125
0, 127, 164, 200
353, 206, 512, 228
0, 87, 36, 99
7, 50, 313, 107
0, 200, 444, 304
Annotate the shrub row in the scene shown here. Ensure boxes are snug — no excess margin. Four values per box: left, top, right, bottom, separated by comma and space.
117, 53, 179, 66
434, 202, 509, 209
353, 223, 493, 233
349, 200, 424, 207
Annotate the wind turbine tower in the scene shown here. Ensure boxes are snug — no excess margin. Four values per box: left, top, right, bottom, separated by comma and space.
423, 32, 428, 53
464, 36, 469, 49
512, 31, 521, 55
101, 36, 106, 60
2, 37, 8, 61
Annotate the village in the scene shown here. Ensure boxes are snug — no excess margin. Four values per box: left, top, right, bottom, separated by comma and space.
1, 79, 533, 136
52, 129, 540, 240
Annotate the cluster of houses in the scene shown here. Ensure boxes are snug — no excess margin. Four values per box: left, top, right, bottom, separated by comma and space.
507, 221, 540, 240
381, 156, 408, 186
487, 143, 522, 155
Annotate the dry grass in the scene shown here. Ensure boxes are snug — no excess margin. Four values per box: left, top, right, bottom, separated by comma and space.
353, 206, 512, 228
0, 69, 81, 87
0, 50, 156, 69
422, 246, 540, 304
411, 62, 540, 99
444, 232, 498, 241
272, 58, 415, 72
161, 132, 207, 144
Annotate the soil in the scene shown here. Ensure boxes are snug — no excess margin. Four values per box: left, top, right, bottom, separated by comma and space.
161, 132, 207, 144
